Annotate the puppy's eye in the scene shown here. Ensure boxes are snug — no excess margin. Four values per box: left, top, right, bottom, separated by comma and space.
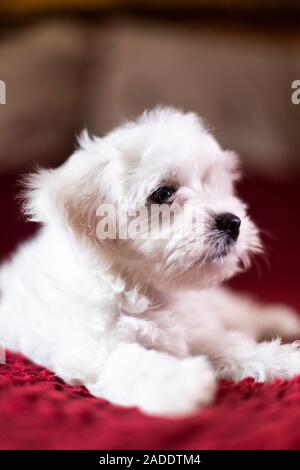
150, 186, 175, 204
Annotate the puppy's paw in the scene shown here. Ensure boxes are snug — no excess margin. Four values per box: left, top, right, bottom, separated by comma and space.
218, 339, 300, 382
137, 356, 217, 417
258, 305, 300, 341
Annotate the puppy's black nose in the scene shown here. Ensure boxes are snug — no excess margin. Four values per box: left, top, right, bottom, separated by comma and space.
216, 212, 241, 241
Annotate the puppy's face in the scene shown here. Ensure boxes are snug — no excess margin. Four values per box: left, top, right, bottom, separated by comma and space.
102, 109, 261, 290
27, 108, 261, 291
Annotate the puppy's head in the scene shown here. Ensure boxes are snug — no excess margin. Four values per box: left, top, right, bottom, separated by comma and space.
25, 107, 261, 290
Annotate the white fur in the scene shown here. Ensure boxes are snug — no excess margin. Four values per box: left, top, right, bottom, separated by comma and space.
1, 107, 300, 416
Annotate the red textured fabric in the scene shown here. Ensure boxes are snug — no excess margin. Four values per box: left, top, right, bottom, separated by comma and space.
0, 172, 300, 450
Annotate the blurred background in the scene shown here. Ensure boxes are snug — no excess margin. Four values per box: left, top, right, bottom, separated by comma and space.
0, 0, 299, 176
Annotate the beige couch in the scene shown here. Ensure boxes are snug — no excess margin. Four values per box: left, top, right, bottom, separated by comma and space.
0, 14, 299, 174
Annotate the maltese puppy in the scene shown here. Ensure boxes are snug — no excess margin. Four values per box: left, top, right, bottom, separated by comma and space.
1, 107, 300, 416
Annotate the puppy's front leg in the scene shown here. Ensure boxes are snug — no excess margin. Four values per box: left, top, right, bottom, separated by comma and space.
191, 329, 300, 382
88, 343, 216, 416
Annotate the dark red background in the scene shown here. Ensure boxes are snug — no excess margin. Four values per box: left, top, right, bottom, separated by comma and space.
0, 172, 300, 449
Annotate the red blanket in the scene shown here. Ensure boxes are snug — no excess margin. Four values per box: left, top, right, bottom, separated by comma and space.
0, 172, 300, 450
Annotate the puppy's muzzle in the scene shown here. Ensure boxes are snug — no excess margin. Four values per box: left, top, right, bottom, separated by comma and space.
215, 212, 241, 242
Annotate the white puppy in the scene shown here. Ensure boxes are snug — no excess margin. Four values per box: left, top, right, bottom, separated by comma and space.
1, 107, 300, 416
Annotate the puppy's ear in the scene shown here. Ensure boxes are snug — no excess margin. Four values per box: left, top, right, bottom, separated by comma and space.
223, 150, 242, 181
24, 132, 120, 239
